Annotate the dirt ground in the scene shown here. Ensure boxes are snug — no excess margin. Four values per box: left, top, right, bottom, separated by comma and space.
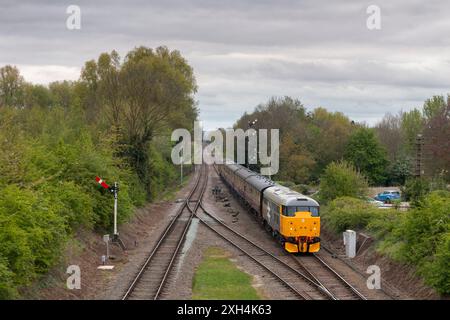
26, 166, 440, 300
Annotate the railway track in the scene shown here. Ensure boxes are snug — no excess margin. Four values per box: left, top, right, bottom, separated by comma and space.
193, 167, 336, 300
195, 204, 334, 300
123, 164, 368, 300
211, 164, 368, 300
292, 254, 366, 300
122, 165, 208, 300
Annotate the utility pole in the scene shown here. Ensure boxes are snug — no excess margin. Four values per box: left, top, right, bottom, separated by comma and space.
415, 134, 424, 177
180, 151, 184, 184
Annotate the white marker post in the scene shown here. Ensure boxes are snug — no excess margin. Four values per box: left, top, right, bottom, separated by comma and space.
343, 230, 356, 258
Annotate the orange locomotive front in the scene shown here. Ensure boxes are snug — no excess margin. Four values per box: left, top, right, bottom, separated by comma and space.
262, 186, 321, 253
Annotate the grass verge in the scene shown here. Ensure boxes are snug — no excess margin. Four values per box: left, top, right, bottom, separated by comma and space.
192, 247, 261, 300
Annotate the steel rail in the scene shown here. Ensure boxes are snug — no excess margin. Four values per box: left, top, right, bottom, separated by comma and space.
122, 165, 206, 300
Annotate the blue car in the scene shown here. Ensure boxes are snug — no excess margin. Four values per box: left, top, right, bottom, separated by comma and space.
374, 190, 401, 203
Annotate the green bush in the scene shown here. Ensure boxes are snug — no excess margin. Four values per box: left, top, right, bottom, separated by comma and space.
0, 106, 154, 298
323, 191, 450, 295
375, 191, 449, 294
318, 161, 368, 204
321, 197, 392, 233
378, 191, 449, 258
0, 185, 67, 297
401, 177, 430, 205
420, 232, 450, 295
0, 258, 16, 299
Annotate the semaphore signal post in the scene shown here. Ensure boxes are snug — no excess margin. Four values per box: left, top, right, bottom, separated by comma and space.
95, 176, 126, 250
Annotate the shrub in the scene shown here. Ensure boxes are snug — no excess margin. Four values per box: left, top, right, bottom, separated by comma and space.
420, 233, 450, 295
321, 197, 383, 233
0, 185, 67, 297
0, 106, 151, 298
377, 191, 450, 294
318, 161, 368, 204
323, 191, 450, 295
401, 177, 430, 205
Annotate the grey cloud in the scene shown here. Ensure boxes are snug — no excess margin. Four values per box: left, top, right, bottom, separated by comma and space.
1, 0, 450, 128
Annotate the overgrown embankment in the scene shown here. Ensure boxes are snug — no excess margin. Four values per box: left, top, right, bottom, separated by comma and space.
321, 192, 450, 296
0, 46, 197, 299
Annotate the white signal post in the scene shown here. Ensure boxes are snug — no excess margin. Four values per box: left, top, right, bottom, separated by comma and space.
95, 176, 119, 238
113, 182, 118, 236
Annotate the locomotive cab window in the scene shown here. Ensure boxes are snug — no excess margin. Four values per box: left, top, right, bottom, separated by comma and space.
282, 206, 320, 217
310, 207, 319, 217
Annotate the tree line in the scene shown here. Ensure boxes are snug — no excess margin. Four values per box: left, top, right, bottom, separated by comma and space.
233, 96, 449, 295
0, 46, 197, 298
234, 96, 449, 187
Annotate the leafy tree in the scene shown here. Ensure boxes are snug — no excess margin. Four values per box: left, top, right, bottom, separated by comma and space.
77, 46, 198, 195
0, 65, 24, 108
423, 95, 446, 120
423, 102, 450, 181
375, 112, 404, 161
23, 84, 52, 109
307, 108, 354, 178
235, 96, 306, 136
278, 133, 315, 184
387, 156, 412, 185
401, 108, 424, 153
234, 98, 354, 182
49, 81, 77, 110
318, 161, 368, 204
344, 127, 389, 185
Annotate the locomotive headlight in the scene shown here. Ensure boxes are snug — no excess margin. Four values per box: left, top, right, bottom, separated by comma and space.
313, 227, 316, 231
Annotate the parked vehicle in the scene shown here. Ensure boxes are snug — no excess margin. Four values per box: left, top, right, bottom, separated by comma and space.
374, 190, 401, 203
365, 197, 384, 207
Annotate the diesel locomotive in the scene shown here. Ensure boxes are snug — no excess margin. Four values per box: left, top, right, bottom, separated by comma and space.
217, 162, 320, 253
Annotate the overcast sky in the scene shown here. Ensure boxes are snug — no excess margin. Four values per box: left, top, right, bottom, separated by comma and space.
1, 1, 450, 129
